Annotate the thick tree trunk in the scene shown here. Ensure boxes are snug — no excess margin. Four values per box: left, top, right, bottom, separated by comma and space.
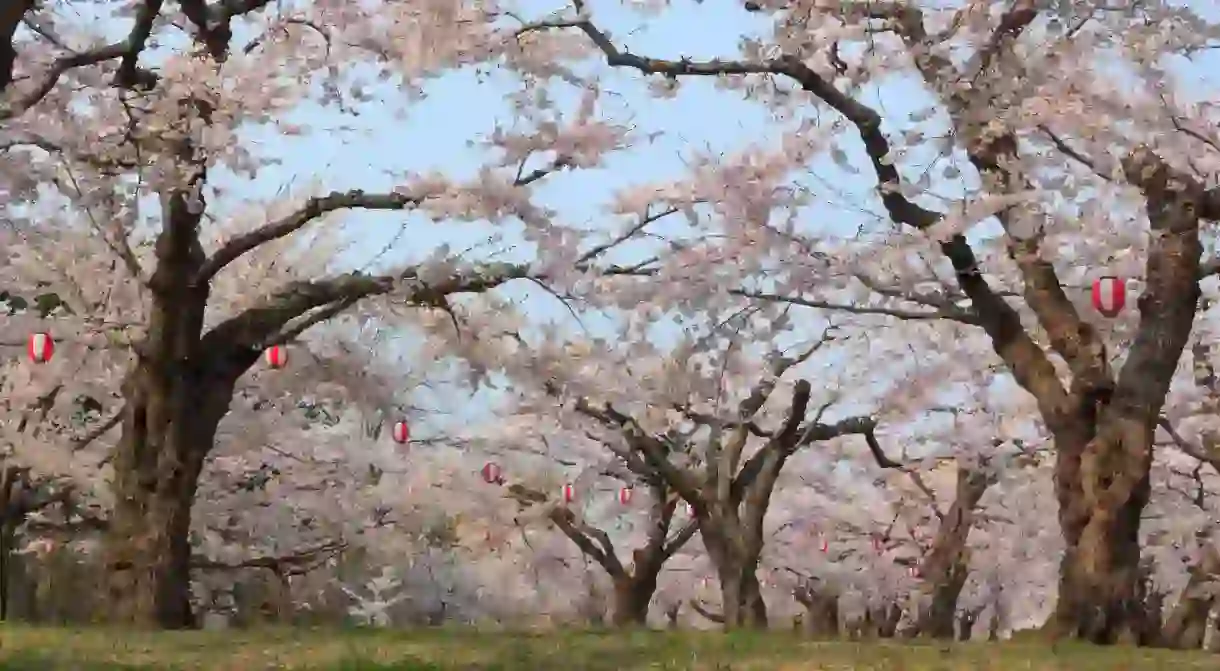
1052, 420, 1154, 644
101, 363, 233, 628
99, 187, 241, 628
702, 528, 767, 629
609, 575, 655, 626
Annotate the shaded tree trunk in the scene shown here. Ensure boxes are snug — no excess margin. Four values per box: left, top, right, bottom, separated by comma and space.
700, 525, 767, 629
1160, 543, 1220, 649
793, 577, 839, 638
917, 465, 996, 639
99, 184, 252, 628
958, 607, 981, 641
610, 574, 655, 626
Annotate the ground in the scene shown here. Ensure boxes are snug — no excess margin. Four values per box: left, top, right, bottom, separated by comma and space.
0, 625, 1214, 669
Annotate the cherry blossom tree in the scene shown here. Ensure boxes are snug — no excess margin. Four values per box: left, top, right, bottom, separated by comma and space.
525, 0, 1220, 643
0, 0, 664, 627
504, 468, 699, 626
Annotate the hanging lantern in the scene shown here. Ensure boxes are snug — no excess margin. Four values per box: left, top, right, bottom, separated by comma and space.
391, 419, 410, 444
26, 332, 54, 364
1091, 276, 1126, 317
264, 345, 288, 369
481, 462, 501, 484
873, 536, 883, 553
819, 537, 829, 553
618, 486, 633, 505
908, 565, 920, 578
561, 483, 575, 504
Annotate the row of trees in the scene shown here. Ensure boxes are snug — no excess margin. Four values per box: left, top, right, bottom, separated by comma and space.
1, 0, 1219, 646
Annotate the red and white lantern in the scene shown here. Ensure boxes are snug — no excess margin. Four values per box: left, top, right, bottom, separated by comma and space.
481, 461, 501, 484
391, 419, 410, 444
27, 332, 53, 364
618, 486, 633, 505
908, 565, 920, 578
264, 345, 288, 369
819, 537, 829, 553
1091, 276, 1126, 317
561, 483, 575, 504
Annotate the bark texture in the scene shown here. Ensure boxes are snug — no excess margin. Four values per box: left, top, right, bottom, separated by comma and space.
562, 0, 1220, 644
916, 465, 997, 638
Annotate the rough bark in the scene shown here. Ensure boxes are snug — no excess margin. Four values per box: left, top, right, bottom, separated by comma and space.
609, 575, 655, 626
551, 0, 1220, 645
550, 330, 880, 632
917, 465, 997, 638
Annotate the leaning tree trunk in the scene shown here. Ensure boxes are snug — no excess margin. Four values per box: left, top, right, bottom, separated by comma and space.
916, 465, 995, 639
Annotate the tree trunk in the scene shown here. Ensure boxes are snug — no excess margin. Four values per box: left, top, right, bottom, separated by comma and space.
609, 575, 655, 627
793, 579, 839, 638
101, 368, 220, 629
1052, 420, 1154, 644
916, 465, 994, 639
1160, 543, 1220, 649
702, 529, 766, 629
99, 181, 255, 628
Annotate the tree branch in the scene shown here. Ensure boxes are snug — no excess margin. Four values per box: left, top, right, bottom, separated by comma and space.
1111, 147, 1207, 415
195, 191, 425, 286
200, 262, 532, 355
542, 3, 1072, 427
196, 161, 570, 285
190, 540, 346, 577
506, 483, 626, 579
732, 288, 977, 324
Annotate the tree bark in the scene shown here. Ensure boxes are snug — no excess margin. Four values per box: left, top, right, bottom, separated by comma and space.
609, 575, 655, 626
99, 181, 251, 628
916, 465, 995, 639
793, 578, 839, 638
1159, 543, 1220, 649
701, 525, 767, 629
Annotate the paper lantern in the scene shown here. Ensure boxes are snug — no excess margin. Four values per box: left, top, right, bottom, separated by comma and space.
1091, 276, 1126, 317
391, 420, 410, 444
561, 483, 575, 504
618, 486, 633, 505
27, 332, 53, 363
819, 537, 829, 553
481, 462, 501, 484
264, 345, 288, 369
908, 565, 920, 578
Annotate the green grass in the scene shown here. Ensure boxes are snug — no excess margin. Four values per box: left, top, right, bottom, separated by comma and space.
0, 624, 1213, 670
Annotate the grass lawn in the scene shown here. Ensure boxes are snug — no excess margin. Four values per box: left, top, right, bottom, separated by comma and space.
0, 625, 1214, 669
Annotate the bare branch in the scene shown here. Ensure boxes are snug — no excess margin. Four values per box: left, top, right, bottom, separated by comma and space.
539, 4, 1072, 426
1157, 418, 1220, 475
196, 161, 570, 285
733, 288, 977, 324
69, 405, 124, 452
191, 540, 346, 577
194, 191, 424, 286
